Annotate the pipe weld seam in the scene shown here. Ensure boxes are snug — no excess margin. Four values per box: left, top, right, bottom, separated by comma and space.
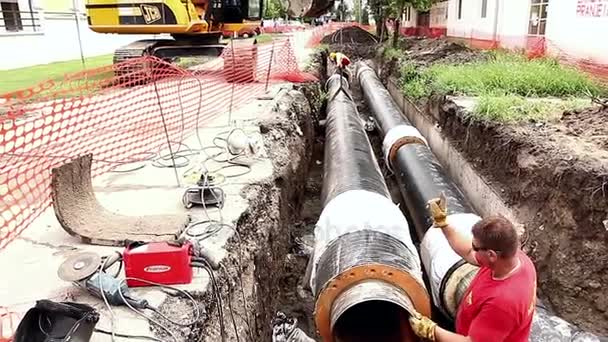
355, 64, 374, 80
382, 125, 428, 170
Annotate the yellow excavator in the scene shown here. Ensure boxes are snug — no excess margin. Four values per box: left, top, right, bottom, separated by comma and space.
84, 0, 334, 65
85, 0, 264, 63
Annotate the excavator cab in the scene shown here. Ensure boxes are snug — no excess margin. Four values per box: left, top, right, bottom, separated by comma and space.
84, 0, 263, 63
213, 0, 263, 37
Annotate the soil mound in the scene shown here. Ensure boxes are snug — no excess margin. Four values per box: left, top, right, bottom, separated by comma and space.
321, 26, 380, 45
559, 105, 608, 151
399, 36, 487, 65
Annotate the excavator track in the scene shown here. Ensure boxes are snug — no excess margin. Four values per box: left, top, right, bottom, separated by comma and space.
113, 34, 226, 64
113, 39, 163, 64
112, 35, 226, 86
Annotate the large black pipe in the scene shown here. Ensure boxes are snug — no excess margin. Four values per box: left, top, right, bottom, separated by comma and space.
357, 64, 474, 234
321, 75, 389, 206
310, 74, 431, 342
356, 62, 606, 341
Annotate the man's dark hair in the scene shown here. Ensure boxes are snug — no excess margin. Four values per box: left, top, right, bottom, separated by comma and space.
472, 215, 519, 258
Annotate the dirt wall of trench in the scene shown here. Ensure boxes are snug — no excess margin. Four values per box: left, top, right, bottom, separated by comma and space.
197, 86, 319, 341
429, 96, 608, 334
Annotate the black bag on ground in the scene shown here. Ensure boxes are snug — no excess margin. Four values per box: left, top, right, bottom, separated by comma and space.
13, 300, 99, 342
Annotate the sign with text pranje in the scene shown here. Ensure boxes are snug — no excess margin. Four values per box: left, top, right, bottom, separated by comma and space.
577, 0, 608, 17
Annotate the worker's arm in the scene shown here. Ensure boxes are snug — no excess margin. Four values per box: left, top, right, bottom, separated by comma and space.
441, 223, 478, 266
409, 313, 471, 342
434, 327, 471, 342
427, 195, 478, 266
410, 303, 515, 342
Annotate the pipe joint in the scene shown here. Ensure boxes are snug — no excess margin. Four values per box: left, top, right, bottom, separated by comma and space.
382, 125, 428, 171
420, 213, 480, 318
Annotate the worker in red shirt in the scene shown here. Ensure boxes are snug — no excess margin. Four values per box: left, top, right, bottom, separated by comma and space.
409, 195, 537, 342
329, 52, 351, 69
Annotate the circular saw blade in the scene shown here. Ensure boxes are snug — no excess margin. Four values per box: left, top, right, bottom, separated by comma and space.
57, 252, 102, 282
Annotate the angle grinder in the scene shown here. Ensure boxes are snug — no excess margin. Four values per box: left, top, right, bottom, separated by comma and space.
57, 251, 148, 309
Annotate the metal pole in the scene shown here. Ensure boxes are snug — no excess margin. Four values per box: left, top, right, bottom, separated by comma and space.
73, 0, 86, 68
492, 0, 500, 46
228, 38, 236, 126
265, 40, 275, 92
27, 0, 35, 31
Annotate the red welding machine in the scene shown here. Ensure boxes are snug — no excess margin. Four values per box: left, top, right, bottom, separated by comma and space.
123, 241, 193, 287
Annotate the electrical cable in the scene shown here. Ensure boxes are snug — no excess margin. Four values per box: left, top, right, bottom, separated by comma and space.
38, 313, 87, 340
220, 264, 241, 342
196, 172, 253, 341
184, 73, 255, 341
98, 256, 116, 342
116, 276, 202, 342
152, 78, 181, 187
191, 259, 228, 342
94, 327, 163, 341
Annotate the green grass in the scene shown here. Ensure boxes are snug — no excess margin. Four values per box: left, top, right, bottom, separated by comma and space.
382, 46, 401, 60
422, 52, 605, 97
0, 54, 113, 95
472, 95, 590, 123
397, 51, 607, 122
255, 33, 274, 44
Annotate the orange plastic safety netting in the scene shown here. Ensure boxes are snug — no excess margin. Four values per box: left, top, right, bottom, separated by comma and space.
0, 37, 316, 251
0, 306, 19, 342
391, 24, 608, 82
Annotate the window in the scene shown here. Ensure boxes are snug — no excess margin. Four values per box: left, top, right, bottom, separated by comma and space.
457, 0, 463, 19
1, 1, 23, 32
528, 0, 549, 35
248, 0, 260, 18
481, 0, 487, 18
404, 6, 411, 22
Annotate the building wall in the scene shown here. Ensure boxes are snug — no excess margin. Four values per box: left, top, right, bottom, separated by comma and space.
0, 0, 158, 70
401, 5, 418, 28
545, 0, 608, 64
495, 0, 529, 49
430, 1, 448, 28
447, 0, 497, 38
447, 0, 529, 49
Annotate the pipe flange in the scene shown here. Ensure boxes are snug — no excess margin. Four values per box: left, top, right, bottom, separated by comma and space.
382, 125, 427, 171
314, 263, 431, 342
441, 262, 479, 319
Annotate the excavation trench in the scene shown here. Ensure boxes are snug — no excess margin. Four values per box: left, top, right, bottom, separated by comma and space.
191, 84, 322, 341
193, 44, 603, 342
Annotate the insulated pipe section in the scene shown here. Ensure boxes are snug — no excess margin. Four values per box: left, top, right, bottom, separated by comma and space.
357, 63, 477, 317
311, 74, 431, 342
357, 62, 607, 341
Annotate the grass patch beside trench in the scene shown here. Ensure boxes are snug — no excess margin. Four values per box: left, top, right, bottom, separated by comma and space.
472, 95, 590, 123
0, 54, 113, 96
427, 53, 603, 97
397, 51, 606, 123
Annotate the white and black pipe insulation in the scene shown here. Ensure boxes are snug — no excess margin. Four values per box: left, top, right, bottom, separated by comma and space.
310, 74, 431, 342
356, 62, 606, 342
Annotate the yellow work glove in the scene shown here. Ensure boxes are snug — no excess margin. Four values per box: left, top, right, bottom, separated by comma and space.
427, 192, 448, 228
409, 311, 437, 341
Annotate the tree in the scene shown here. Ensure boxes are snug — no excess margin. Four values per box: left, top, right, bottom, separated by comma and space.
388, 0, 437, 47
368, 0, 392, 38
264, 0, 287, 19
361, 5, 370, 24
332, 0, 349, 21
353, 0, 362, 23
